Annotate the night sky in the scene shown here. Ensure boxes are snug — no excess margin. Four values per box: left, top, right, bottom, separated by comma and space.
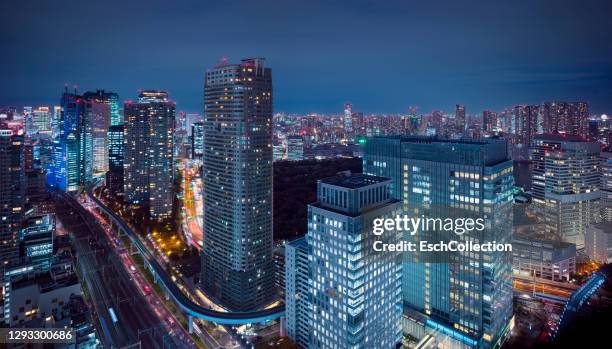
1, 0, 611, 114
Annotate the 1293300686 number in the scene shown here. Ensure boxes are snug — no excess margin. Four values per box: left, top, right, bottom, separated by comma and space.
0, 328, 76, 344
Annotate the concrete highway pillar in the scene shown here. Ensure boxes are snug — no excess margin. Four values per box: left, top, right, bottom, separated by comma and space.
188, 315, 194, 334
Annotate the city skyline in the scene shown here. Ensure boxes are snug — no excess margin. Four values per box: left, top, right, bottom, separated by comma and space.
1, 2, 611, 348
2, 0, 612, 114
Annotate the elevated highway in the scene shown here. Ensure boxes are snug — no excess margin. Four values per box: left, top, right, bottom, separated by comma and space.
80, 188, 285, 329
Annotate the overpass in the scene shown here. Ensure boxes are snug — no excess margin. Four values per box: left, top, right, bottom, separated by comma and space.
79, 189, 285, 330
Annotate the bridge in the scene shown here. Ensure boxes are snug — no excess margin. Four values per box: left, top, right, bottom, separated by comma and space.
552, 272, 605, 340
72, 188, 285, 331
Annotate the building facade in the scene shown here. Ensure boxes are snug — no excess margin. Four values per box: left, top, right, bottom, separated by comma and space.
306, 173, 401, 349
284, 237, 309, 348
601, 152, 612, 222
512, 236, 576, 281
585, 222, 612, 264
540, 102, 589, 136
191, 121, 204, 161
200, 58, 274, 311
124, 91, 175, 218
363, 136, 514, 349
286, 135, 304, 161
107, 124, 125, 196
0, 129, 25, 273
530, 134, 600, 248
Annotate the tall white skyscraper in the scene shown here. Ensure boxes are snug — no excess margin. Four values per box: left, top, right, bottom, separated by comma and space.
286, 172, 402, 349
201, 58, 274, 311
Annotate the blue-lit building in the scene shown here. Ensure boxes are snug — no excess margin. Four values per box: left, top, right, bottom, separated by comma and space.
308, 173, 401, 348
200, 58, 274, 311
49, 90, 108, 192
124, 91, 175, 218
284, 237, 309, 348
364, 136, 514, 349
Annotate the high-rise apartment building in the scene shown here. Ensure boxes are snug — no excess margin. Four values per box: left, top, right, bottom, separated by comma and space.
482, 110, 497, 133
124, 91, 175, 218
107, 124, 125, 196
530, 134, 600, 248
364, 136, 514, 349
200, 58, 274, 311
513, 105, 539, 143
456, 104, 467, 132
540, 101, 589, 136
343, 102, 353, 132
307, 173, 401, 348
0, 129, 25, 273
601, 152, 612, 222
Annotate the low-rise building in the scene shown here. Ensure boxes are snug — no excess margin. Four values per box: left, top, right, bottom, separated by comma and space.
512, 236, 576, 282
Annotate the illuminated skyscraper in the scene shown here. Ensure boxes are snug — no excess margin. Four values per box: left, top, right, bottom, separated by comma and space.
540, 101, 589, 136
83, 90, 121, 126
482, 110, 497, 133
32, 107, 51, 137
49, 90, 92, 191
456, 104, 466, 132
124, 91, 175, 218
190, 121, 204, 161
83, 91, 112, 175
107, 124, 125, 195
201, 58, 274, 311
531, 134, 601, 247
602, 152, 612, 222
0, 129, 25, 273
364, 136, 514, 349
306, 173, 401, 349
343, 102, 353, 132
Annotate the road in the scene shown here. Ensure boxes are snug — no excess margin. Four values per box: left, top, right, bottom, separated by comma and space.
513, 275, 577, 300
84, 188, 243, 349
180, 160, 203, 250
55, 191, 188, 348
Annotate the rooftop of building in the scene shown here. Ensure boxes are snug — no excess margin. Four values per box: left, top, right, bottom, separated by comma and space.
286, 236, 308, 250
319, 171, 389, 189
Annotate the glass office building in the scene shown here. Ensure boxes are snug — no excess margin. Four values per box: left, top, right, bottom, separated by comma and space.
364, 136, 514, 349
107, 124, 125, 195
306, 173, 402, 349
530, 134, 600, 248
